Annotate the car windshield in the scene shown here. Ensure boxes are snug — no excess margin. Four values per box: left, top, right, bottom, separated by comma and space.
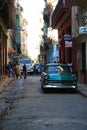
47, 65, 70, 73
19, 60, 31, 64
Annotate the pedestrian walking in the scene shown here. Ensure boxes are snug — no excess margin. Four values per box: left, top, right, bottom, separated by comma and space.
23, 64, 27, 79
68, 62, 72, 73
15, 63, 21, 79
6, 62, 14, 77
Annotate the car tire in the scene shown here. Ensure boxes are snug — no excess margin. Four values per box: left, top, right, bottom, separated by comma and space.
41, 84, 45, 93
42, 87, 46, 93
41, 84, 44, 89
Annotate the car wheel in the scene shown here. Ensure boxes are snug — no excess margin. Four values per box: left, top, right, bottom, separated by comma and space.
41, 83, 44, 89
41, 83, 45, 92
42, 88, 46, 93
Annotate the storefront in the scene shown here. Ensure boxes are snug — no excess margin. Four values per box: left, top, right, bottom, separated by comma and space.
76, 34, 87, 84
0, 26, 7, 76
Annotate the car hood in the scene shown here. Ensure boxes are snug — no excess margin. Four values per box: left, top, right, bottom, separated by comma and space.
48, 72, 73, 81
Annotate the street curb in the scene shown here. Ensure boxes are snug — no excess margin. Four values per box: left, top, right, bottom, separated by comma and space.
0, 78, 15, 120
0, 78, 14, 94
0, 108, 7, 120
77, 89, 87, 97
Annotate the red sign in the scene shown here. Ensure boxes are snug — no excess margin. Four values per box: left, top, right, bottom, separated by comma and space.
65, 41, 72, 48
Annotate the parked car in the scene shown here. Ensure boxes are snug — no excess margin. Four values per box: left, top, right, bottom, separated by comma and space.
33, 63, 44, 74
40, 63, 77, 92
19, 59, 34, 75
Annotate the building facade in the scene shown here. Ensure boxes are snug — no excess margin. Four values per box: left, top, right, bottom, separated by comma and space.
0, 0, 15, 76
0, 0, 28, 77
40, 0, 58, 64
51, 0, 87, 84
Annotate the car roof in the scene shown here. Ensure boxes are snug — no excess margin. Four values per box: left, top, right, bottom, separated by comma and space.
46, 63, 68, 66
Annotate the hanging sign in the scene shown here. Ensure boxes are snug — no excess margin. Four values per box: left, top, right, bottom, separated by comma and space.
65, 41, 72, 47
79, 26, 87, 34
64, 34, 72, 41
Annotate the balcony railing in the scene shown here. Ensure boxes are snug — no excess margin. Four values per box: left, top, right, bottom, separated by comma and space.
43, 6, 52, 23
71, 0, 87, 6
52, 0, 71, 24
44, 7, 50, 16
40, 45, 47, 55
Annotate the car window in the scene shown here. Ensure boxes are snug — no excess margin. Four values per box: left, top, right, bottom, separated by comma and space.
19, 60, 31, 64
61, 66, 70, 73
46, 65, 70, 73
47, 66, 60, 73
48, 66, 57, 72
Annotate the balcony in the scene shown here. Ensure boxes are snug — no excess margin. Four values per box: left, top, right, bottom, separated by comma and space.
0, 0, 15, 29
40, 45, 47, 55
8, 1, 15, 29
51, 0, 71, 28
43, 3, 52, 25
71, 0, 87, 6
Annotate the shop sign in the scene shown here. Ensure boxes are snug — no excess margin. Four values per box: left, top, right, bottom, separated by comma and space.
17, 26, 25, 31
13, 54, 18, 59
79, 26, 87, 34
65, 41, 72, 47
64, 34, 72, 41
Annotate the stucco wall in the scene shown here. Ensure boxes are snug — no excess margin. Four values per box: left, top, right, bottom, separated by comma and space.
86, 42, 87, 70
72, 6, 78, 38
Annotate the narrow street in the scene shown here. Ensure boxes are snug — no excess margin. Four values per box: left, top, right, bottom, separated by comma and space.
0, 1, 87, 129
0, 75, 87, 130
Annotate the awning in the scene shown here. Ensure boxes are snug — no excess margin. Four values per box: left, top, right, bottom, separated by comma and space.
76, 34, 87, 44
8, 48, 16, 54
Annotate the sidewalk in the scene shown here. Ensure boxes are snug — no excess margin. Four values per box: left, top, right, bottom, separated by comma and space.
0, 76, 15, 119
0, 76, 14, 94
77, 83, 87, 97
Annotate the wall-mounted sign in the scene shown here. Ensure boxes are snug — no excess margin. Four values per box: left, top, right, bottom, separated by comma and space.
79, 26, 87, 34
64, 34, 72, 41
65, 41, 72, 48
17, 26, 25, 31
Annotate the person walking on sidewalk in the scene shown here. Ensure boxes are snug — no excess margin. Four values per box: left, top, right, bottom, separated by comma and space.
7, 62, 14, 77
23, 64, 27, 79
15, 63, 21, 79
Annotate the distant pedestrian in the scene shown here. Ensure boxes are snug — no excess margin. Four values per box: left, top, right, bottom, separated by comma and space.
23, 64, 27, 79
54, 61, 56, 63
68, 62, 72, 73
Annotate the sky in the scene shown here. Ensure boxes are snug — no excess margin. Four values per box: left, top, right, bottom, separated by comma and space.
19, 0, 45, 60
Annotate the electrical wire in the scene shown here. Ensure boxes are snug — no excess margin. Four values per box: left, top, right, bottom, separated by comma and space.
0, 0, 7, 10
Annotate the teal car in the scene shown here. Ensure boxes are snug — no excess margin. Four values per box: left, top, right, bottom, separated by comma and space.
41, 63, 77, 92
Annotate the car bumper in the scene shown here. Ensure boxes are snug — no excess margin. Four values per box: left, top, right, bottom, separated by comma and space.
20, 69, 33, 73
43, 84, 77, 89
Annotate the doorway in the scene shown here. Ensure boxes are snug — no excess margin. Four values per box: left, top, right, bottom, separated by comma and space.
82, 43, 86, 83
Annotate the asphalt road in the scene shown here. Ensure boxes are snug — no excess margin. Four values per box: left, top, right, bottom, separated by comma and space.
0, 75, 87, 130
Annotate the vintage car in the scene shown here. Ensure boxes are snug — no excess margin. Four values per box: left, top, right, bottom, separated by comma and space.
19, 59, 34, 75
40, 63, 77, 92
